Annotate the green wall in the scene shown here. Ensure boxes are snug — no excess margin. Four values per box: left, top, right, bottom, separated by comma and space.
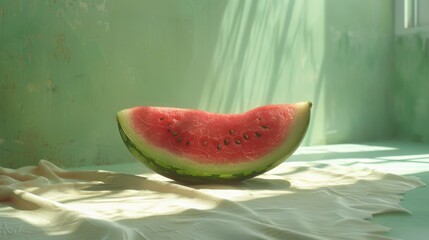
0, 0, 394, 168
320, 0, 394, 144
394, 32, 429, 142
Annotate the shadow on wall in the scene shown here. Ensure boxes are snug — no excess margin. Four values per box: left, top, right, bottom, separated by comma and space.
321, 0, 394, 144
194, 0, 327, 147
197, 0, 323, 114
195, 0, 394, 146
0, 0, 395, 168
394, 34, 429, 142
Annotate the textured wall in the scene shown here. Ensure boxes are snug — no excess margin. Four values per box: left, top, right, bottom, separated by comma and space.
319, 0, 395, 144
394, 33, 429, 142
0, 0, 394, 168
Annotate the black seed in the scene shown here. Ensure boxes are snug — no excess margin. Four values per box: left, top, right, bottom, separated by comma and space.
229, 129, 234, 135
160, 117, 165, 121
217, 144, 222, 150
243, 134, 249, 140
255, 132, 262, 137
235, 139, 241, 145
186, 141, 190, 145
177, 137, 183, 143
172, 131, 178, 136
224, 139, 230, 145
261, 125, 269, 129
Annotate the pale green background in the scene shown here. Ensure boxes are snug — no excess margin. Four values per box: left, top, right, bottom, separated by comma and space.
0, 0, 425, 168
394, 32, 429, 143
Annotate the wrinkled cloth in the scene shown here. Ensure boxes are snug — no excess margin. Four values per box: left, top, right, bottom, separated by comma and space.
0, 160, 424, 240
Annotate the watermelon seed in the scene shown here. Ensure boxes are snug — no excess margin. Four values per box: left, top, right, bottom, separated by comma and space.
255, 132, 262, 137
186, 141, 190, 145
160, 117, 165, 121
261, 125, 269, 129
235, 139, 241, 145
229, 129, 234, 135
243, 134, 249, 140
224, 139, 230, 145
217, 144, 222, 150
177, 137, 183, 143
172, 131, 178, 136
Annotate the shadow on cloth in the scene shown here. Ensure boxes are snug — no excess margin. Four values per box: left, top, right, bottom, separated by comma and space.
0, 159, 424, 240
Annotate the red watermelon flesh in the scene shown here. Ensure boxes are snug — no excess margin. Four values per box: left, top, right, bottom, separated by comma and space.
132, 105, 294, 163
117, 102, 311, 183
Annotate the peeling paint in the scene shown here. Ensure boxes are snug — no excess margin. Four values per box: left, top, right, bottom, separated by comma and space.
52, 33, 71, 62
80, 2, 89, 11
97, 21, 110, 32
95, 0, 108, 14
26, 83, 36, 92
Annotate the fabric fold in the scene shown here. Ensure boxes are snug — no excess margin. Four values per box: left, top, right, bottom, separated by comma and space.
0, 160, 424, 240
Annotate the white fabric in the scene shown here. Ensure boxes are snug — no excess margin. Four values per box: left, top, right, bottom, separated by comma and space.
0, 160, 424, 240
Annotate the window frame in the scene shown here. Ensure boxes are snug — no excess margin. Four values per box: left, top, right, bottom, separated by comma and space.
395, 0, 429, 35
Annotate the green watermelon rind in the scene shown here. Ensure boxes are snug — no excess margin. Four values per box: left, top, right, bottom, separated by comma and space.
116, 102, 311, 183
118, 124, 263, 183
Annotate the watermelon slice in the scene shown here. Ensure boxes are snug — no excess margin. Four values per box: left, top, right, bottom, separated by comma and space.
116, 102, 311, 183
